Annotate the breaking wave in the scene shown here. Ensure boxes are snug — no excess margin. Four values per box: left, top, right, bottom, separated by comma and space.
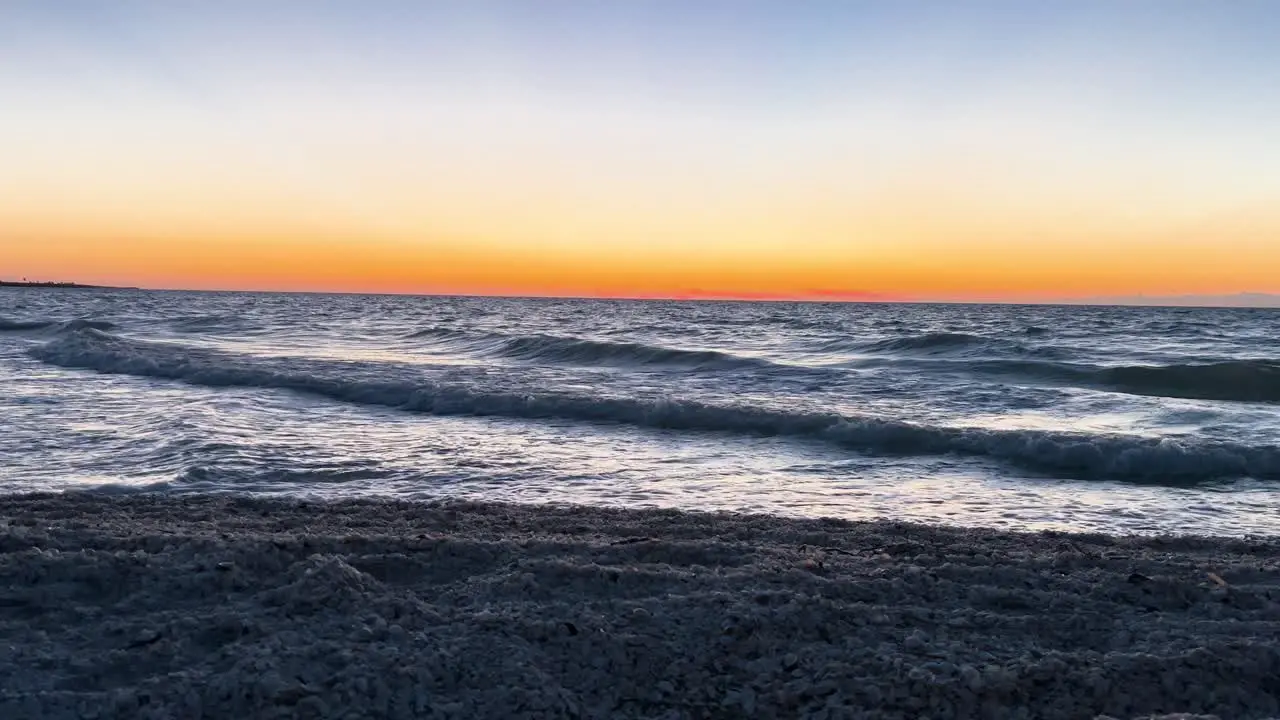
28, 329, 1280, 484
406, 327, 778, 370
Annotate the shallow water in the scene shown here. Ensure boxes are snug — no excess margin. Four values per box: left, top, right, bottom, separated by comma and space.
3, 288, 1279, 535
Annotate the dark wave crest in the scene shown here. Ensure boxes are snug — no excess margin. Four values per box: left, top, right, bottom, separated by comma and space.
874, 357, 1280, 404
407, 327, 777, 370
28, 329, 1280, 484
865, 332, 997, 354
0, 317, 56, 331
827, 332, 1060, 360
61, 319, 117, 332
168, 315, 263, 334
405, 327, 472, 341
1098, 360, 1280, 403
0, 317, 115, 333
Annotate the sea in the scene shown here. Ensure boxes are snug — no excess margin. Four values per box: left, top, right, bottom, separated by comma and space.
2, 289, 1278, 536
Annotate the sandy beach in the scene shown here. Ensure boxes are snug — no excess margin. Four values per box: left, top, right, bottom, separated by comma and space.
0, 493, 1276, 719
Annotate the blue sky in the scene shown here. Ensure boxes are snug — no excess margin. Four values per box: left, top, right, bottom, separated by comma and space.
3, 1, 1278, 298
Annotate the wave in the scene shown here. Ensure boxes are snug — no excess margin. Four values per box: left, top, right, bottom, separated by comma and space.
404, 327, 477, 341
865, 332, 993, 354
1097, 360, 1280, 403
406, 327, 777, 370
872, 357, 1280, 404
494, 335, 775, 370
28, 329, 1280, 484
0, 317, 115, 333
0, 317, 55, 331
61, 319, 117, 332
824, 332, 1060, 360
168, 315, 264, 335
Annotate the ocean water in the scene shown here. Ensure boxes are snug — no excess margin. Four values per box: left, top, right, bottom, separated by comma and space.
2, 289, 1279, 536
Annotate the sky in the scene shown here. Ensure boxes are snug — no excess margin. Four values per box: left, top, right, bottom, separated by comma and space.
2, 1, 1279, 301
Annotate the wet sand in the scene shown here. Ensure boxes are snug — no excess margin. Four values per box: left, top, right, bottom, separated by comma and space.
1, 493, 1278, 719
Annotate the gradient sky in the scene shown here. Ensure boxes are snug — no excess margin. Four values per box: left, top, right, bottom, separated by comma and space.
3, 1, 1279, 300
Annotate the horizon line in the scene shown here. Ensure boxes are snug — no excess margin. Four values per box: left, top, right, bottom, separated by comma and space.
4, 279, 1278, 309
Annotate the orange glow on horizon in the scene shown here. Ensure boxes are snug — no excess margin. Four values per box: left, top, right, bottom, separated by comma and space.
4, 120, 1278, 302
5, 205, 1278, 302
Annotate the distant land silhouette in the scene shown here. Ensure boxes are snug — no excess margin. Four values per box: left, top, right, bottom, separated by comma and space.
0, 280, 134, 290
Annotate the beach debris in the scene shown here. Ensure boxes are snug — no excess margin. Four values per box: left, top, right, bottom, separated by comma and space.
819, 546, 856, 556
125, 627, 163, 649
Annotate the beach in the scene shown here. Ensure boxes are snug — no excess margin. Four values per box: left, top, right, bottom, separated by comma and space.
2, 493, 1277, 719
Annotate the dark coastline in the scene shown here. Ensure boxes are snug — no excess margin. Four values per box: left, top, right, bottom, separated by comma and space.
0, 281, 135, 290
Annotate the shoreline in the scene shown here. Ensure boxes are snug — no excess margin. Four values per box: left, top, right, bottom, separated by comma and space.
2, 492, 1278, 719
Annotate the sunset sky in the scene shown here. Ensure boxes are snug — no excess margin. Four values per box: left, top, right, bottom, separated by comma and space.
3, 1, 1278, 301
